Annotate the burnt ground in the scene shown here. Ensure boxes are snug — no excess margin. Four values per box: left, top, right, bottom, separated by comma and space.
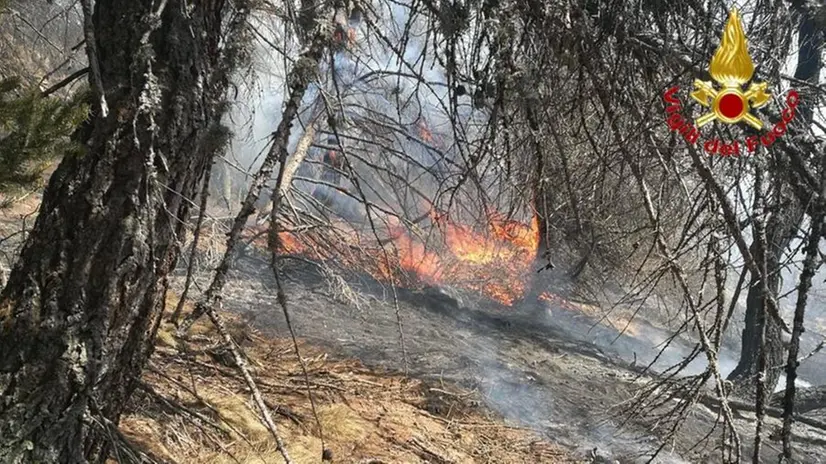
3, 194, 826, 463
169, 246, 826, 464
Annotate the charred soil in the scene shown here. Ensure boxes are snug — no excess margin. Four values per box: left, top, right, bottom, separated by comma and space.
170, 244, 826, 463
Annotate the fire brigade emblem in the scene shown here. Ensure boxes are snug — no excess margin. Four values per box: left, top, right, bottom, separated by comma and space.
691, 8, 771, 129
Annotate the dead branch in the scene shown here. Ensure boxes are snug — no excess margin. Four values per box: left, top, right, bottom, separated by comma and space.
266, 126, 330, 461
779, 210, 824, 457
319, 89, 410, 373
203, 303, 293, 463
79, 0, 108, 117
136, 381, 227, 436
170, 159, 214, 325
177, 20, 329, 334
587, 59, 741, 461
407, 436, 455, 464
87, 412, 168, 464
773, 384, 826, 415
256, 116, 319, 225
40, 66, 89, 97
698, 393, 826, 433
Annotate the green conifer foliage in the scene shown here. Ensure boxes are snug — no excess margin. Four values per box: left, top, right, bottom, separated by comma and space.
0, 76, 88, 201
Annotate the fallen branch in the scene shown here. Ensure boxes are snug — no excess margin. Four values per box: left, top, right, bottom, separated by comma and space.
772, 384, 826, 415
135, 380, 247, 464
87, 411, 167, 464
136, 381, 226, 436
698, 393, 826, 432
262, 399, 307, 429
267, 125, 331, 461
203, 305, 293, 463
408, 436, 455, 464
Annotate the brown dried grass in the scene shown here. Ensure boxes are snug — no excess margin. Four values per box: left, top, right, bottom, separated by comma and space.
116, 293, 574, 464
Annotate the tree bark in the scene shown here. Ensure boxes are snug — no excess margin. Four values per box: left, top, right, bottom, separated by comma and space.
0, 1, 242, 462
727, 206, 799, 397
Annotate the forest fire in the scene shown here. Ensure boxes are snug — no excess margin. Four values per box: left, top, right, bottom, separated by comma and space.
540, 292, 640, 335
276, 231, 306, 254
258, 212, 640, 334
251, 209, 541, 306
384, 211, 539, 305
539, 291, 577, 311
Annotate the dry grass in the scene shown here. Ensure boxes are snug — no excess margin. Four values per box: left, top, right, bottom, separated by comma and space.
155, 321, 179, 349
117, 293, 576, 463
0, 192, 574, 463
202, 390, 271, 442
316, 404, 367, 443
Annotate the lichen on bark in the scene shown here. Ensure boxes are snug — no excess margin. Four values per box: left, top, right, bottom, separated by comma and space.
0, 1, 249, 462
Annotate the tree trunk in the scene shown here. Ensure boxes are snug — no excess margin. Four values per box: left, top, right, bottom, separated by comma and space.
0, 1, 241, 462
728, 1, 823, 397
526, 105, 554, 273
727, 217, 796, 397
222, 160, 234, 210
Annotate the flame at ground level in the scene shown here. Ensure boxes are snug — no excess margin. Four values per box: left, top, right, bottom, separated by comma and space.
240, 214, 642, 335
381, 212, 540, 305
539, 292, 640, 336
247, 210, 540, 306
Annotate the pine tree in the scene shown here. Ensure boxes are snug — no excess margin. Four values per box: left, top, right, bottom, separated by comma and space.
0, 77, 88, 203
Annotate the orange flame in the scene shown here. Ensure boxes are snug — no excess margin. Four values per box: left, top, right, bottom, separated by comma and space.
249, 216, 640, 334
435, 211, 539, 304
277, 231, 306, 254
387, 228, 443, 283
243, 225, 307, 255
418, 121, 434, 143
538, 292, 577, 311
371, 208, 540, 305
253, 207, 541, 306
538, 292, 640, 336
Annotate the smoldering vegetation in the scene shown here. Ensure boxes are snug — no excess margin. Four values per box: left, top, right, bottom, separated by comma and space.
183, 2, 826, 463
3, 1, 826, 463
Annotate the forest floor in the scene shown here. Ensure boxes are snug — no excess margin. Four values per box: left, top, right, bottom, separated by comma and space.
4, 196, 826, 463
0, 196, 576, 463
164, 238, 826, 464
116, 294, 574, 463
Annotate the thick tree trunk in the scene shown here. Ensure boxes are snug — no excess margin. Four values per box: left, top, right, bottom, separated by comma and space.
0, 1, 241, 462
727, 219, 796, 397
727, 178, 799, 398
